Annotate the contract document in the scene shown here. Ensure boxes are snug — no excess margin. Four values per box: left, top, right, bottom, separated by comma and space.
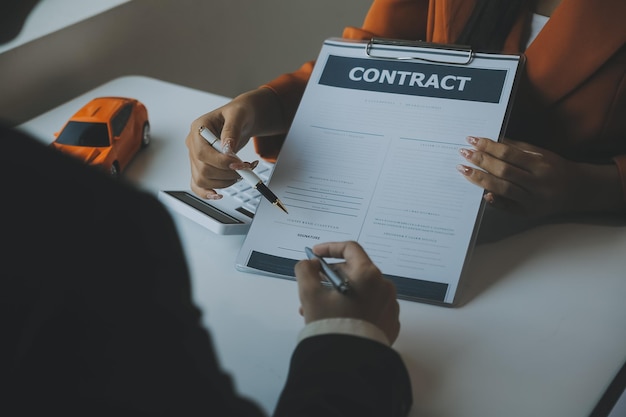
235, 38, 523, 305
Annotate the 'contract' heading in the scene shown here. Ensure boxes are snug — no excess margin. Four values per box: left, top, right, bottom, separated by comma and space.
318, 55, 507, 103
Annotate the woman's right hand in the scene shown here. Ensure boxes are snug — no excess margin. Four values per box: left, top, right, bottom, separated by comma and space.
185, 87, 286, 199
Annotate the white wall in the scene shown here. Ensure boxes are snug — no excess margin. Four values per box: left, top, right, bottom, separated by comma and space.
0, 0, 131, 54
0, 0, 372, 125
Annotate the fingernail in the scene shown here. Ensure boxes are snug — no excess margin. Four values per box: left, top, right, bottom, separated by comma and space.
231, 161, 259, 171
459, 148, 473, 159
467, 136, 479, 145
457, 164, 472, 175
206, 193, 222, 200
222, 139, 234, 155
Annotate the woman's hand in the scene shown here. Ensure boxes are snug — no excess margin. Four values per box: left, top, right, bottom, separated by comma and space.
295, 241, 401, 345
457, 136, 624, 217
185, 87, 286, 199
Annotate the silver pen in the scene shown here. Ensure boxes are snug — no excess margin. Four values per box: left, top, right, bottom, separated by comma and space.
304, 246, 350, 294
199, 126, 287, 213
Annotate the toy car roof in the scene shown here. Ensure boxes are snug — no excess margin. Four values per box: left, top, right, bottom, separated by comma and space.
69, 97, 139, 123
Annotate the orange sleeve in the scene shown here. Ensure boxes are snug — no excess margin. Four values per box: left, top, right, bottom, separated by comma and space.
255, 0, 431, 161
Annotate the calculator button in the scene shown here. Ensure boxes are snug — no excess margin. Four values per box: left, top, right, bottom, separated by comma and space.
243, 200, 259, 213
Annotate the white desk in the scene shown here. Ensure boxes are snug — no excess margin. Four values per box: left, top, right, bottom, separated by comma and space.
19, 76, 626, 417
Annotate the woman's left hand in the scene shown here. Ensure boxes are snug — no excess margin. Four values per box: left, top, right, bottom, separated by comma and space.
457, 136, 581, 217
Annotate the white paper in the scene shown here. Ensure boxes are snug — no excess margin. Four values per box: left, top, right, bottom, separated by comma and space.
236, 39, 522, 304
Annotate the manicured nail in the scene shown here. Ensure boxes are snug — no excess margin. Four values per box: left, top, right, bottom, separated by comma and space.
467, 136, 479, 145
222, 139, 235, 155
206, 193, 222, 200
457, 164, 472, 175
229, 162, 247, 170
459, 148, 473, 159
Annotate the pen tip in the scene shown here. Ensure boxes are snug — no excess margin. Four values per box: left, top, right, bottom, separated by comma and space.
276, 200, 288, 214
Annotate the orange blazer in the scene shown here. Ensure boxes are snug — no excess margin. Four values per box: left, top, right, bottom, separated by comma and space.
257, 0, 626, 201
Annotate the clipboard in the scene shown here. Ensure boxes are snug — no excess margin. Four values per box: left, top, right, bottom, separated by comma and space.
234, 37, 524, 306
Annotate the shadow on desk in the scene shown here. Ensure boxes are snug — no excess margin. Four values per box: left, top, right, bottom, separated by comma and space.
457, 207, 626, 307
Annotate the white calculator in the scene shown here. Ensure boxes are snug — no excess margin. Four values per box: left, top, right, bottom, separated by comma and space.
158, 159, 274, 235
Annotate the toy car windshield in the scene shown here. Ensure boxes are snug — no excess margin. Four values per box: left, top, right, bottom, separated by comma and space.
55, 121, 110, 147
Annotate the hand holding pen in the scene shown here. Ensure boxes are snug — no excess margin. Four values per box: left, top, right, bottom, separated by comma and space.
296, 241, 401, 345
305, 247, 350, 294
198, 126, 287, 213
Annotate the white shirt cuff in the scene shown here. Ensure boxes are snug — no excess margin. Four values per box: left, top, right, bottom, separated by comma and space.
298, 318, 390, 346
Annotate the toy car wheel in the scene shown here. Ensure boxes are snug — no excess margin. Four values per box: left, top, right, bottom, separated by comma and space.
110, 162, 120, 178
141, 122, 150, 148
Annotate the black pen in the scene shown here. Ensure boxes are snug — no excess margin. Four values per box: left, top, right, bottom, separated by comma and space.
305, 247, 350, 294
199, 126, 288, 213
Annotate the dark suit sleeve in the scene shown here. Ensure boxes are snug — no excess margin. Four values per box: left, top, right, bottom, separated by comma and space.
274, 335, 413, 417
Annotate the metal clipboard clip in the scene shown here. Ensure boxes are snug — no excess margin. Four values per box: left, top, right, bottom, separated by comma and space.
365, 37, 475, 65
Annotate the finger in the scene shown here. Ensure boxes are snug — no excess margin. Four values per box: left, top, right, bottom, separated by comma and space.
229, 160, 259, 171
187, 148, 220, 199
219, 127, 243, 155
294, 259, 326, 296
457, 164, 529, 202
189, 159, 240, 199
219, 109, 253, 153
312, 241, 369, 282
312, 241, 371, 264
195, 129, 242, 170
193, 126, 258, 185
189, 152, 240, 188
466, 136, 537, 170
501, 138, 545, 157
459, 146, 530, 183
188, 127, 243, 184
189, 182, 222, 200
483, 192, 524, 214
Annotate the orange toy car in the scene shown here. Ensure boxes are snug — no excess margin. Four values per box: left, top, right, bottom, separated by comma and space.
50, 96, 150, 177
